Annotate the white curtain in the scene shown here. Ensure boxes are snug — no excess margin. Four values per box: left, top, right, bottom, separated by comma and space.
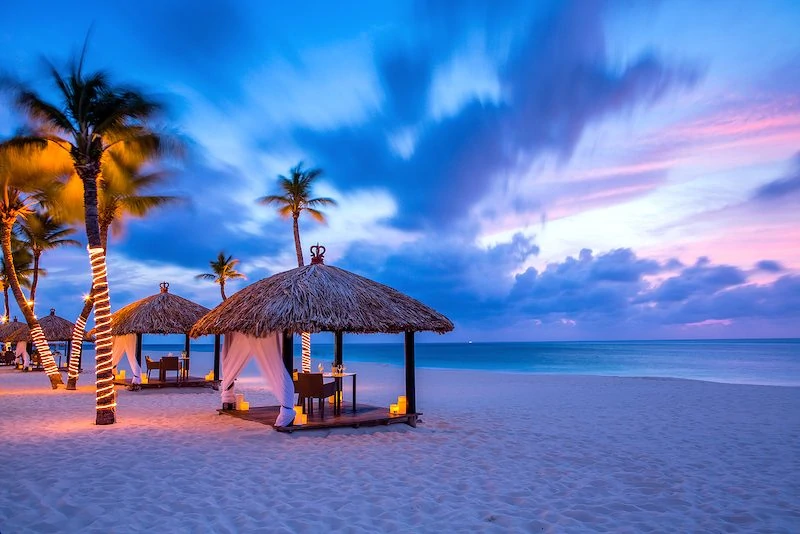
221, 332, 295, 427
111, 334, 142, 384
16, 341, 28, 368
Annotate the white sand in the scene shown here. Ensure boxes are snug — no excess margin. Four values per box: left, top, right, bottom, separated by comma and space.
1, 360, 799, 533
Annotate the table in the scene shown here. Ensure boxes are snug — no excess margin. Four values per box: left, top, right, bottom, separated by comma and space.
323, 372, 356, 415
179, 357, 190, 381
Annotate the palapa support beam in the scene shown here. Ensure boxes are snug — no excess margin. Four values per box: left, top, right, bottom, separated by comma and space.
135, 333, 142, 368
184, 334, 190, 356
282, 330, 293, 374
334, 331, 343, 367
404, 331, 416, 420
213, 335, 221, 381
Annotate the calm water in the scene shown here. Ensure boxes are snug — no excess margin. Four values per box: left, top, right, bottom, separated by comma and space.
128, 339, 800, 387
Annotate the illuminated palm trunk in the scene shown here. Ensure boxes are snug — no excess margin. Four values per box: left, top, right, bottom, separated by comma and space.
66, 292, 93, 390
293, 215, 312, 372
75, 153, 116, 425
0, 221, 62, 388
66, 227, 105, 390
301, 332, 311, 373
88, 246, 115, 423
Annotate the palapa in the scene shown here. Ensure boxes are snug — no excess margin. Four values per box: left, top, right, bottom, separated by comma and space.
4, 309, 78, 343
107, 282, 210, 335
0, 318, 26, 342
39, 308, 75, 341
191, 250, 453, 338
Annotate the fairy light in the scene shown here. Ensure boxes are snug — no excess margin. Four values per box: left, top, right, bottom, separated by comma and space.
88, 246, 117, 417
67, 313, 87, 381
29, 323, 61, 384
301, 332, 311, 373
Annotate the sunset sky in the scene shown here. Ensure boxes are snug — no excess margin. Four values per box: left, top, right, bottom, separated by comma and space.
2, 0, 799, 341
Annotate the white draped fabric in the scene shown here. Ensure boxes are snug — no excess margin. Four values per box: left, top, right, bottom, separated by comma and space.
111, 334, 142, 384
16, 341, 28, 368
221, 332, 295, 427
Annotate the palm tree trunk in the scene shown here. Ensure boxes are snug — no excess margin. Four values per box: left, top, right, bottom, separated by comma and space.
220, 280, 226, 301
292, 213, 311, 372
30, 250, 40, 314
66, 230, 106, 390
66, 290, 93, 390
3, 284, 9, 321
0, 221, 62, 387
293, 214, 304, 267
76, 155, 116, 425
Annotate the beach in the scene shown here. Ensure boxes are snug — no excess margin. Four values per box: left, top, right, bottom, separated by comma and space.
1, 361, 799, 533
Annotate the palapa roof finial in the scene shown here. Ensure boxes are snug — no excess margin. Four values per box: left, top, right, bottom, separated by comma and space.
160, 281, 170, 293
310, 243, 326, 265
50, 308, 56, 316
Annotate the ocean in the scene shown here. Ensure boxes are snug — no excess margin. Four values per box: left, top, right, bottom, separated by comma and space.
126, 339, 800, 387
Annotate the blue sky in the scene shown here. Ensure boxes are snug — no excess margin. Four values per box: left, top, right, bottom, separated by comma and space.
2, 0, 799, 341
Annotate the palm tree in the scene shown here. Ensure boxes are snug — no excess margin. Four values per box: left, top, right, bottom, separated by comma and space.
1, 234, 36, 322
257, 162, 336, 372
14, 51, 174, 423
55, 149, 182, 390
196, 251, 246, 301
257, 162, 337, 267
18, 210, 80, 313
0, 139, 71, 388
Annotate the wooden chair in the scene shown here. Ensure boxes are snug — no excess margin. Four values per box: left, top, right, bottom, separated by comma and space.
1, 350, 14, 366
160, 356, 180, 382
295, 373, 337, 418
145, 356, 161, 380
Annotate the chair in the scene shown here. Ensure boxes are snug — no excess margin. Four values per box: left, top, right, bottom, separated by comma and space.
1, 350, 14, 366
160, 356, 180, 382
295, 373, 337, 418
145, 356, 161, 380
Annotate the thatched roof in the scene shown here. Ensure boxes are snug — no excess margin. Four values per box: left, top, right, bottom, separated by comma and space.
108, 282, 211, 335
0, 318, 26, 342
3, 310, 78, 343
191, 251, 454, 337
38, 309, 74, 341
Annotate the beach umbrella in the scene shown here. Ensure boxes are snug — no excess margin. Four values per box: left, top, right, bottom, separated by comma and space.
192, 245, 453, 419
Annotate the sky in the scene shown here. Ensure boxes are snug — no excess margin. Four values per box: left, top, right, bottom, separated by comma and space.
1, 0, 799, 342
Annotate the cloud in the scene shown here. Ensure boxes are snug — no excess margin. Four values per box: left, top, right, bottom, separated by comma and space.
296, 0, 698, 230
752, 152, 800, 201
755, 260, 784, 273
639, 258, 747, 303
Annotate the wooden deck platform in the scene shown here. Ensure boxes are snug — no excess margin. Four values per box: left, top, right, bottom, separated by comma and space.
113, 376, 218, 389
218, 403, 418, 432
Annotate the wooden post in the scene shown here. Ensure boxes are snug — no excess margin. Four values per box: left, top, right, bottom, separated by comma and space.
282, 330, 294, 374
135, 333, 142, 368
66, 340, 71, 368
184, 334, 191, 357
334, 331, 343, 367
213, 335, 221, 381
404, 331, 416, 416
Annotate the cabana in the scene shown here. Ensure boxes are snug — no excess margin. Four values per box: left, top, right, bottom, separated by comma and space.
0, 318, 28, 366
106, 282, 217, 388
190, 245, 453, 431
4, 310, 76, 369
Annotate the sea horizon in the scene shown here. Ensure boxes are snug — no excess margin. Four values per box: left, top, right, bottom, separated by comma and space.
110, 338, 800, 388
